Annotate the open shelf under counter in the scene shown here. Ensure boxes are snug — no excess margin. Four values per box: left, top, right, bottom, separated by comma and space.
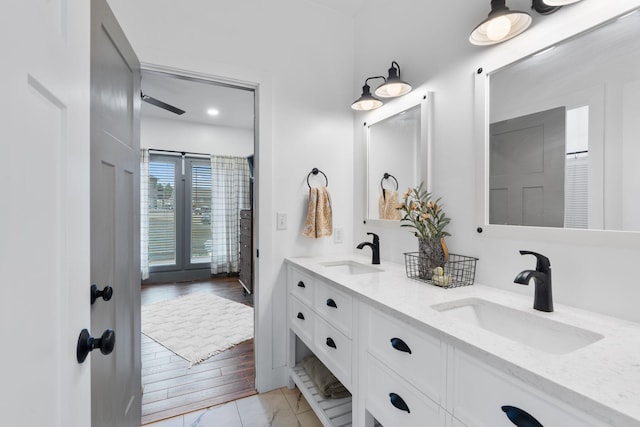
289, 364, 353, 427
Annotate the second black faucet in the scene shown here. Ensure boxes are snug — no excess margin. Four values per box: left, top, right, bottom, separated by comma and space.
357, 232, 380, 265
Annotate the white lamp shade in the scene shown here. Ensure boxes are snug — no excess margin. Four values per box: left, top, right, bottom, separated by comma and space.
542, 0, 582, 5
352, 98, 383, 111
470, 10, 532, 45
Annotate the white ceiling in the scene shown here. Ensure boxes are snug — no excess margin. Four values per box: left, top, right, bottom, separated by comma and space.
306, 0, 368, 16
141, 71, 255, 129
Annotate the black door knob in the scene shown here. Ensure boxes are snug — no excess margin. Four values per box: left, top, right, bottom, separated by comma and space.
326, 298, 337, 308
326, 337, 337, 349
297, 281, 305, 288
297, 312, 305, 320
77, 328, 115, 363
90, 284, 113, 304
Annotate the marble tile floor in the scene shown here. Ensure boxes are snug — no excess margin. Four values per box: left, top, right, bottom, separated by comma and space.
144, 386, 323, 427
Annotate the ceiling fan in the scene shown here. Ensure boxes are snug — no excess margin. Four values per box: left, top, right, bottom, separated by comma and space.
140, 92, 185, 115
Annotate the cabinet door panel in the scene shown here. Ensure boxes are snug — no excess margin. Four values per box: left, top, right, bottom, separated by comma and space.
315, 280, 353, 337
290, 296, 314, 347
314, 316, 352, 389
289, 268, 315, 307
366, 354, 445, 427
451, 350, 607, 427
366, 306, 445, 404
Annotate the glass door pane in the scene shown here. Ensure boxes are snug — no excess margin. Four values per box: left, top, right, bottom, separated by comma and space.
148, 160, 177, 267
190, 162, 212, 264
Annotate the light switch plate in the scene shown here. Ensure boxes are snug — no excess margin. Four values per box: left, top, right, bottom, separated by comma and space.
334, 227, 343, 243
277, 212, 287, 230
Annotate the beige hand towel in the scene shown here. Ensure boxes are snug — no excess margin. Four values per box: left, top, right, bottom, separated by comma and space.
303, 186, 333, 238
378, 189, 402, 220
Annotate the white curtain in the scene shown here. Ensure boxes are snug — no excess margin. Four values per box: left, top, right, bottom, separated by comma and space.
140, 149, 150, 280
210, 155, 251, 274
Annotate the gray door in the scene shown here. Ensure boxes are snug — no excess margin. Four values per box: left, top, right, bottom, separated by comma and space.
490, 107, 566, 227
91, 1, 141, 426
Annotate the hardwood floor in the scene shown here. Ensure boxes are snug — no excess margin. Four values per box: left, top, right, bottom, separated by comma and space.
141, 277, 256, 425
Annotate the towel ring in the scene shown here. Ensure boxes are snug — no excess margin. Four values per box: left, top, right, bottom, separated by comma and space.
380, 173, 399, 191
307, 168, 329, 188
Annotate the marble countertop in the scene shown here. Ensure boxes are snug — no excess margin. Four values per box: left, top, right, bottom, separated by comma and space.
285, 255, 640, 427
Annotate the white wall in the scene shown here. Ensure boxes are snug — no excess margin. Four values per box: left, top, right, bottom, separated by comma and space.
107, 0, 355, 391
141, 117, 253, 157
353, 0, 640, 323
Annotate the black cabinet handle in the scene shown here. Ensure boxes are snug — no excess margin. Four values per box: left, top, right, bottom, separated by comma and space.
326, 337, 337, 349
297, 312, 305, 320
389, 393, 410, 413
77, 329, 115, 363
297, 281, 305, 288
501, 405, 544, 427
326, 298, 337, 308
90, 284, 113, 304
390, 337, 412, 354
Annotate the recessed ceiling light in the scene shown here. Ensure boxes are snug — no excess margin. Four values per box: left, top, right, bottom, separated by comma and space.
207, 108, 220, 116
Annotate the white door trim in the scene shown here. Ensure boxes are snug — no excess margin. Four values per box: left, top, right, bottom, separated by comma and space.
139, 61, 280, 392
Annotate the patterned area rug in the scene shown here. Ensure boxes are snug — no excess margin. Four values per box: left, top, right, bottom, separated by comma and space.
142, 293, 253, 367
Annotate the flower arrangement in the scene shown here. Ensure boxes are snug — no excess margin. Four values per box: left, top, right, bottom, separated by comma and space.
398, 183, 451, 240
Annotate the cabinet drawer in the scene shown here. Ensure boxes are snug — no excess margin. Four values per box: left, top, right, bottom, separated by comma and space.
314, 316, 351, 388
315, 280, 353, 337
290, 296, 314, 347
366, 354, 444, 427
451, 350, 607, 427
366, 306, 444, 404
288, 268, 314, 307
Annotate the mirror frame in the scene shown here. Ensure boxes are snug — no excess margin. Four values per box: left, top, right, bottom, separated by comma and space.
474, 6, 640, 248
363, 92, 432, 226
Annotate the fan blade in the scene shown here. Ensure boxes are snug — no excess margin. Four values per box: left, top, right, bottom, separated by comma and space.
141, 93, 185, 115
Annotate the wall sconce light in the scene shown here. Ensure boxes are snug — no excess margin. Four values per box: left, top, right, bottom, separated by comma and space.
471, 0, 585, 45
470, 0, 532, 46
374, 61, 413, 98
351, 76, 386, 111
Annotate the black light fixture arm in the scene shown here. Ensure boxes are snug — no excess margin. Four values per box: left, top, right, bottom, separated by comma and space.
365, 76, 386, 88
390, 61, 401, 78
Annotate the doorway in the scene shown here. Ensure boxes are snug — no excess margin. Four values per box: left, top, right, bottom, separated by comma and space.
139, 70, 257, 424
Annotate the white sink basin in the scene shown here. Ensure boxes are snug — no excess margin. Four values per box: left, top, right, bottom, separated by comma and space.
320, 260, 383, 275
431, 298, 604, 355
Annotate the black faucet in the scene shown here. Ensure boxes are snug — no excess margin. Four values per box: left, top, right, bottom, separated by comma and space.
514, 250, 553, 312
357, 232, 380, 265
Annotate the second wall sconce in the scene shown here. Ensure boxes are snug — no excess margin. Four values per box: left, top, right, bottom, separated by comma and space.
352, 61, 412, 111
470, 0, 585, 46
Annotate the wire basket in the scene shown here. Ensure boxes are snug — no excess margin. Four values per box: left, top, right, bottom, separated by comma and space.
404, 252, 478, 288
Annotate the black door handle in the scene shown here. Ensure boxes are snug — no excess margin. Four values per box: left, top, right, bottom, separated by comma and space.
326, 337, 337, 349
390, 337, 412, 354
297, 281, 305, 288
389, 393, 410, 413
297, 312, 305, 320
90, 284, 113, 304
326, 298, 337, 308
77, 329, 115, 363
501, 405, 544, 427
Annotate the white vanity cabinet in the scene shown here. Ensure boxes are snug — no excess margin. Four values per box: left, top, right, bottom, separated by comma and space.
360, 305, 448, 427
287, 266, 356, 427
286, 260, 634, 427
448, 349, 610, 427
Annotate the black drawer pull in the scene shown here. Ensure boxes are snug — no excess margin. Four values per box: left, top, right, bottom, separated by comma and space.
297, 281, 305, 288
326, 337, 337, 349
297, 312, 305, 320
501, 405, 543, 427
390, 337, 412, 354
326, 298, 337, 308
389, 393, 410, 413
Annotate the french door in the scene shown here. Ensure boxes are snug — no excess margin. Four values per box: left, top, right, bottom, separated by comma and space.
148, 153, 212, 280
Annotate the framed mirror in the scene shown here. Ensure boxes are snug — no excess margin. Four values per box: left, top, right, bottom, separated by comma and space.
476, 7, 640, 237
364, 94, 431, 223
